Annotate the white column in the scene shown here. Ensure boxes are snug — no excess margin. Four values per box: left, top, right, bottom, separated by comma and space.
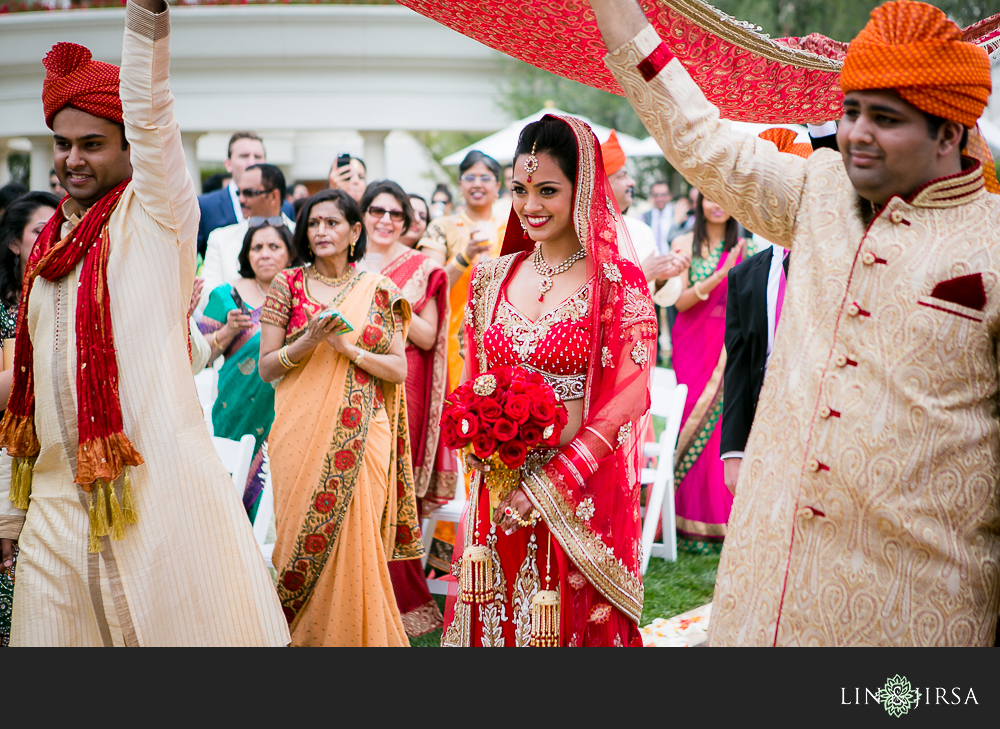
181, 132, 204, 195
0, 141, 10, 186
29, 136, 54, 193
361, 130, 389, 181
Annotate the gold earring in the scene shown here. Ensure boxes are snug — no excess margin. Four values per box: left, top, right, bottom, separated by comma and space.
349, 238, 355, 257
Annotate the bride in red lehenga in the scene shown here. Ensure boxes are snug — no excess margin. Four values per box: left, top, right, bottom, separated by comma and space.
442, 115, 662, 647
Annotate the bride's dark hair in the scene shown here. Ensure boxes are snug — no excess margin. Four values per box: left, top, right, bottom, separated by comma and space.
513, 117, 577, 186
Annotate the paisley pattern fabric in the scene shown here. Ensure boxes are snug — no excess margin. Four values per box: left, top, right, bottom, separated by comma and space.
608, 24, 1000, 646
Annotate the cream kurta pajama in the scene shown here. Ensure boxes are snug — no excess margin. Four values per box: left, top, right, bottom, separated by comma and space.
607, 24, 1000, 646
0, 3, 289, 646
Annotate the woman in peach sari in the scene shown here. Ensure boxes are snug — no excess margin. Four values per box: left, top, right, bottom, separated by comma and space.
259, 189, 423, 647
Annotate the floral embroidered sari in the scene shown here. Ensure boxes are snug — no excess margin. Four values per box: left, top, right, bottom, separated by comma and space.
443, 115, 657, 647
262, 267, 423, 646
198, 283, 273, 522
381, 248, 454, 637
671, 241, 748, 554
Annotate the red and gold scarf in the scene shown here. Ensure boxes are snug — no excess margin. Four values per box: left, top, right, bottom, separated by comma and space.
0, 178, 143, 552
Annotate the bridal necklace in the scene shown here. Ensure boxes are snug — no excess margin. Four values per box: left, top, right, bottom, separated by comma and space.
533, 244, 586, 301
309, 263, 355, 287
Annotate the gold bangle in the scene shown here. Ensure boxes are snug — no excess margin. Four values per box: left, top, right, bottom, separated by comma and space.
278, 345, 298, 370
449, 254, 469, 272
353, 349, 366, 367
211, 330, 224, 350
693, 282, 709, 301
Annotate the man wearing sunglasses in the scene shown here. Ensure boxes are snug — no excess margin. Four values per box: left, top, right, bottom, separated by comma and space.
198, 163, 295, 313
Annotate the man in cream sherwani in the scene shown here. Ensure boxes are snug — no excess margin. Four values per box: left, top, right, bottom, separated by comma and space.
591, 0, 1000, 646
0, 0, 289, 646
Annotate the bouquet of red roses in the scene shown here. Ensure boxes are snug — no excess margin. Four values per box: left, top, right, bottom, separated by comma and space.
441, 365, 569, 476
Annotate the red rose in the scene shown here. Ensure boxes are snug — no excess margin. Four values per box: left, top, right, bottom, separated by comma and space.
334, 450, 356, 470
472, 432, 498, 459
362, 325, 382, 347
492, 418, 518, 442
530, 400, 556, 425
396, 525, 412, 544
304, 534, 327, 554
341, 407, 362, 429
498, 440, 528, 469
510, 380, 527, 394
354, 369, 370, 385
282, 606, 296, 624
555, 403, 569, 427
503, 394, 531, 424
282, 570, 305, 591
521, 424, 543, 447
314, 492, 336, 513
441, 419, 460, 449
477, 399, 503, 423
544, 426, 561, 447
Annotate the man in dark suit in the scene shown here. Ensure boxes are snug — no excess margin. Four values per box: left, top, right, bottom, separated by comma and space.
196, 130, 294, 256
720, 123, 837, 492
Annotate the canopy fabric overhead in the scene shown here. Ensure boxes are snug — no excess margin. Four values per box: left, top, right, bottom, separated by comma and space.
398, 0, 1000, 125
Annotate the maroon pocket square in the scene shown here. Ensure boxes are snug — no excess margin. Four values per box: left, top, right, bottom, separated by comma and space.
929, 273, 986, 311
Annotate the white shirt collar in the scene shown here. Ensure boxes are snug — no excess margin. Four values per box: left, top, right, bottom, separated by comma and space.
228, 179, 244, 224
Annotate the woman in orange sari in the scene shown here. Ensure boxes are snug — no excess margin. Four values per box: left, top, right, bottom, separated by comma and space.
259, 189, 423, 647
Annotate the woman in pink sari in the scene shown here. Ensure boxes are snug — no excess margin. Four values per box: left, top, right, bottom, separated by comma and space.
443, 116, 659, 647
669, 194, 748, 553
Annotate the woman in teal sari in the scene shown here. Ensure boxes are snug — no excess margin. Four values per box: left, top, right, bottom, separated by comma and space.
199, 220, 299, 522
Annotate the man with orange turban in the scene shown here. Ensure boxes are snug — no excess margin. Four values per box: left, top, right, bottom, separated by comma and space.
0, 0, 289, 647
592, 0, 1000, 646
601, 129, 687, 298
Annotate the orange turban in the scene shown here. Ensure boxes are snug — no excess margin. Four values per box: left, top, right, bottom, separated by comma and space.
602, 129, 626, 176
42, 42, 122, 130
840, 0, 991, 128
758, 128, 813, 158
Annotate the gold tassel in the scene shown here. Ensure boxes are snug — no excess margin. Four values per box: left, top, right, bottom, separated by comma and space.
459, 545, 493, 604
121, 468, 137, 524
93, 480, 110, 538
9, 457, 32, 510
108, 482, 126, 541
530, 590, 560, 647
88, 492, 102, 553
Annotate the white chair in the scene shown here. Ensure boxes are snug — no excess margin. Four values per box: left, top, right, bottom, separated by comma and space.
253, 447, 275, 568
421, 460, 467, 595
210, 433, 277, 566
639, 367, 687, 573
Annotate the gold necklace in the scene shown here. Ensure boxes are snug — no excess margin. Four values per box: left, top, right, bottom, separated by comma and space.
308, 263, 355, 287
533, 244, 586, 301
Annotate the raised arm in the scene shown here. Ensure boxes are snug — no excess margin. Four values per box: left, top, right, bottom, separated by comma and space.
119, 0, 199, 244
590, 0, 809, 249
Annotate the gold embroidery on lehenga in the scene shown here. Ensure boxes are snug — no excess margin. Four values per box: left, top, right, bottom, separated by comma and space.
512, 531, 541, 647
495, 285, 589, 361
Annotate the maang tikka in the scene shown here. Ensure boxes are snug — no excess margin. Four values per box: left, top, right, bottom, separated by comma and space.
524, 140, 538, 183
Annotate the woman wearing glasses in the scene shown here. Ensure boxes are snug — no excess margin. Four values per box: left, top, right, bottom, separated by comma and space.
260, 189, 420, 646
358, 180, 456, 638
416, 150, 506, 574
198, 220, 300, 522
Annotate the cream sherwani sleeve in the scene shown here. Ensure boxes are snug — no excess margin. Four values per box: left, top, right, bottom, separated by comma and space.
604, 24, 810, 249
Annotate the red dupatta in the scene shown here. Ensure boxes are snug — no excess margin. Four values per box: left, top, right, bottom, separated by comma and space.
464, 115, 657, 629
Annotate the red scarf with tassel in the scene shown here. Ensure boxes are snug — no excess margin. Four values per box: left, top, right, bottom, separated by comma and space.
0, 179, 143, 547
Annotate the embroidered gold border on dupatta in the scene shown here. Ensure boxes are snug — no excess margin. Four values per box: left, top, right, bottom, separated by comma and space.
522, 468, 644, 624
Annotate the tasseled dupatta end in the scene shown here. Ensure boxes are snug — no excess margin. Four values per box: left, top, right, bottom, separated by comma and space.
87, 468, 138, 554
1, 412, 41, 511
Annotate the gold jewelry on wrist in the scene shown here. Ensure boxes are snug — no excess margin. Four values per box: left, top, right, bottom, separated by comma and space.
212, 330, 224, 350
503, 506, 540, 528
450, 254, 469, 272
278, 345, 298, 370
693, 282, 709, 301
353, 349, 366, 367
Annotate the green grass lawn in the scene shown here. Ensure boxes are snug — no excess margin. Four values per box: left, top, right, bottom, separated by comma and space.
408, 551, 719, 647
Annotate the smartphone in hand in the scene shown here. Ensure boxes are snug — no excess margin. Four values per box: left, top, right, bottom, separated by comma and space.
317, 307, 354, 333
230, 288, 252, 316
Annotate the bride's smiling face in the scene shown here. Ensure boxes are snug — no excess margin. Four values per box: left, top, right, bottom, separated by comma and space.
511, 152, 575, 245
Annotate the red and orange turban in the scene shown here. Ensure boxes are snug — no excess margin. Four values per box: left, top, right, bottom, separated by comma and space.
42, 42, 122, 130
758, 128, 813, 158
841, 0, 992, 128
602, 129, 627, 177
